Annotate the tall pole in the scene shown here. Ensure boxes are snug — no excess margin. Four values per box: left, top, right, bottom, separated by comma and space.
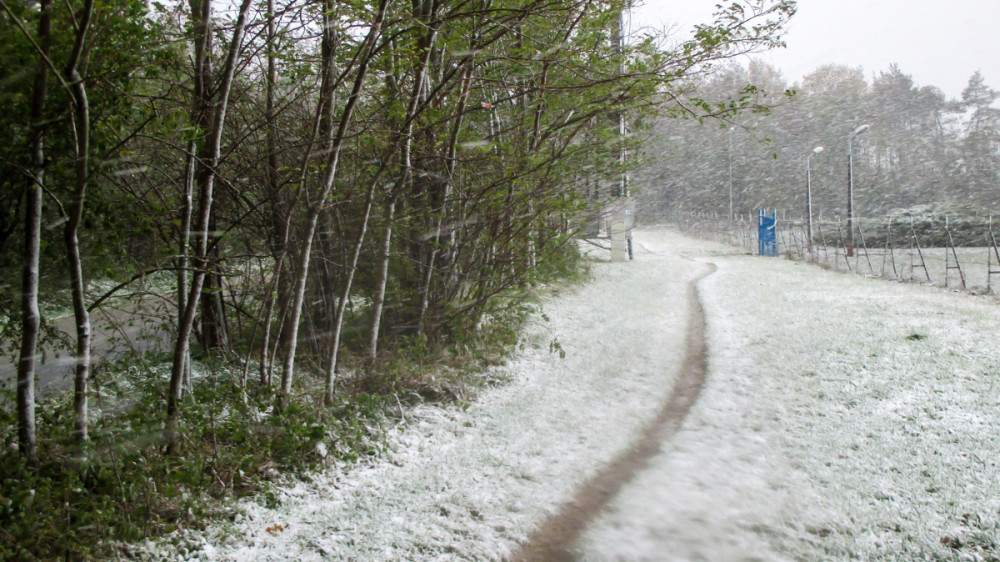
728, 127, 733, 223
846, 124, 869, 257
806, 146, 823, 256
846, 136, 854, 256
807, 157, 812, 251
614, 10, 627, 198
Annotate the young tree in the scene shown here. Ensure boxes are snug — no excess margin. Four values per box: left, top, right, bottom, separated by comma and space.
10, 0, 52, 461
167, 0, 255, 449
277, 0, 390, 408
62, 0, 96, 443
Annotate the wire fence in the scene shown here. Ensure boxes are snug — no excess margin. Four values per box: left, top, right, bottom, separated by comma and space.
677, 211, 1000, 294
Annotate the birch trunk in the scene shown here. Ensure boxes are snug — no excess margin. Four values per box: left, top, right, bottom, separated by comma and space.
323, 178, 378, 404
368, 1, 438, 359
64, 0, 95, 443
277, 0, 388, 407
257, 0, 279, 386
167, 0, 253, 450
16, 0, 51, 462
366, 198, 396, 362
178, 139, 195, 391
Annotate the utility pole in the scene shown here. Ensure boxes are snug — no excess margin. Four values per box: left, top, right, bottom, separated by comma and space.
846, 124, 870, 257
728, 127, 734, 223
807, 146, 824, 256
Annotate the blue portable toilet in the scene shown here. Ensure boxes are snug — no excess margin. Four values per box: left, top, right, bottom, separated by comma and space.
758, 209, 777, 256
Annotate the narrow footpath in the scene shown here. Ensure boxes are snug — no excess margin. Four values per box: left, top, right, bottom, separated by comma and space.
513, 258, 716, 560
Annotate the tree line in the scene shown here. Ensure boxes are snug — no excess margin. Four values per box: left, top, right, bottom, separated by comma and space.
637, 60, 1000, 221
1, 0, 795, 464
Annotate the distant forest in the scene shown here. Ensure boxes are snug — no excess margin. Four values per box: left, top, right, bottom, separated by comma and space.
636, 61, 1000, 221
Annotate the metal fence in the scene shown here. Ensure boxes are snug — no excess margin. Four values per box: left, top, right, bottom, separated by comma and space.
677, 211, 1000, 294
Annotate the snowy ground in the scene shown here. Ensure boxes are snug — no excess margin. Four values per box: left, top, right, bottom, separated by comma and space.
142, 229, 1000, 561
580, 231, 1000, 560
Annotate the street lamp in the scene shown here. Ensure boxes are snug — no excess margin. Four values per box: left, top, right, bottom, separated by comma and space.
728, 127, 734, 223
846, 123, 870, 256
806, 146, 823, 255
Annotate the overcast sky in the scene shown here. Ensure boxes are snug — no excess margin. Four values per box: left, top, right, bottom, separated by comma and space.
629, 0, 1000, 102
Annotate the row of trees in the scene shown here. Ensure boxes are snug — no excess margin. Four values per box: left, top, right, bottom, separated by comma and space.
637, 60, 1000, 219
1, 0, 796, 461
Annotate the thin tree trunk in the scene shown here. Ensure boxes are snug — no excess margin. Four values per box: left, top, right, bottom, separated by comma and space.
257, 0, 278, 387
367, 197, 396, 362
277, 0, 388, 408
258, 258, 279, 386
264, 0, 339, 392
179, 139, 196, 390
172, 0, 213, 412
417, 60, 472, 332
265, 0, 279, 198
263, 85, 326, 386
370, 5, 438, 357
64, 0, 95, 444
17, 0, 52, 462
323, 178, 378, 404
167, 0, 253, 450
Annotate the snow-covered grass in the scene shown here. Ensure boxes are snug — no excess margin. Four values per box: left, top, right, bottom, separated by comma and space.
581, 232, 1000, 560
805, 244, 1000, 291
138, 231, 704, 561
839, 245, 1000, 291
139, 229, 1000, 561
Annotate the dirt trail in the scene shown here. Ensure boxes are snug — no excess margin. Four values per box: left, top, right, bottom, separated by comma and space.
512, 259, 716, 561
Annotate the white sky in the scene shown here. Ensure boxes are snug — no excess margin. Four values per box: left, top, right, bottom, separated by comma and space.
629, 0, 1000, 101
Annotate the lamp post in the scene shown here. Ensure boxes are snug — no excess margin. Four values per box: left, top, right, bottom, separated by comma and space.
846, 123, 870, 256
728, 127, 734, 224
806, 146, 823, 256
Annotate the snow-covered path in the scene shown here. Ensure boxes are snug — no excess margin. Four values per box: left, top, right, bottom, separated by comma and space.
580, 230, 1000, 560
148, 229, 1000, 561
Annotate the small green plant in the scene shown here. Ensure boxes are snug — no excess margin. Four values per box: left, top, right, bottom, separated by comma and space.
549, 337, 566, 359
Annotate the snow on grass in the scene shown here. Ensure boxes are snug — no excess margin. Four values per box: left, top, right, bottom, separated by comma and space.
579, 233, 1000, 560
139, 230, 702, 561
138, 229, 1000, 561
815, 245, 1000, 291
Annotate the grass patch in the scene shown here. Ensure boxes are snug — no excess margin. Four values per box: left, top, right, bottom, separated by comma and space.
0, 299, 559, 560
0, 358, 387, 560
0, 242, 592, 559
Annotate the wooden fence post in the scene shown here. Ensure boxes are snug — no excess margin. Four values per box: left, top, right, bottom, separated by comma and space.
987, 216, 1000, 293
909, 217, 931, 283
944, 216, 966, 289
